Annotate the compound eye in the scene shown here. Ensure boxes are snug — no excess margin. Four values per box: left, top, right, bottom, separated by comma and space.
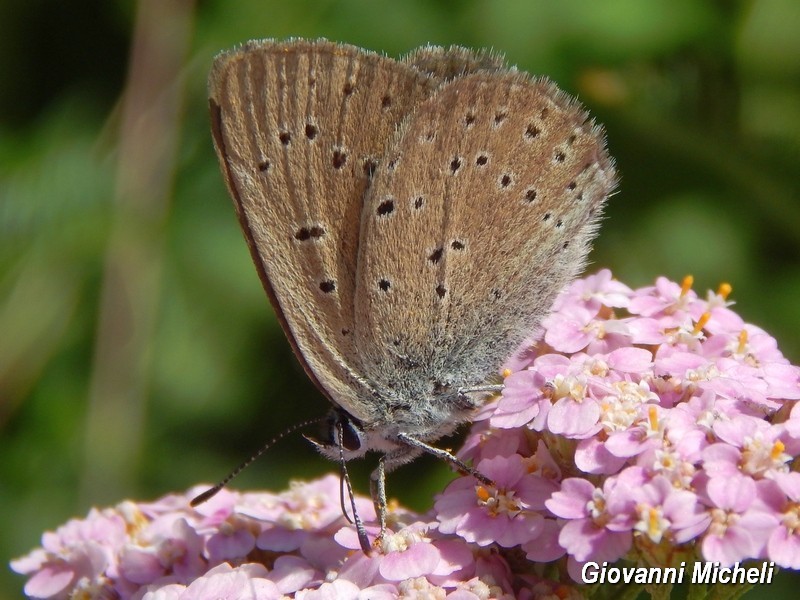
339, 416, 363, 452
320, 409, 364, 452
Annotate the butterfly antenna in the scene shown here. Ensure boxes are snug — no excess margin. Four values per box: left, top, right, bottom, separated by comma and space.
336, 421, 372, 554
190, 417, 326, 507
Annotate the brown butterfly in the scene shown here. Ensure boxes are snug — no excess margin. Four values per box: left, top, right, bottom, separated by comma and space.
194, 38, 615, 552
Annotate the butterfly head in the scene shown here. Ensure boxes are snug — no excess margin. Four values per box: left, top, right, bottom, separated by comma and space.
306, 405, 441, 462
304, 408, 371, 461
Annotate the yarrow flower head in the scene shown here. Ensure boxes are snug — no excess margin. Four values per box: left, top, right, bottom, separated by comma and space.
12, 271, 800, 598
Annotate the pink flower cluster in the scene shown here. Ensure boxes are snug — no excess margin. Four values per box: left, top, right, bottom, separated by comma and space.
455, 270, 800, 580
12, 477, 525, 599
12, 271, 800, 598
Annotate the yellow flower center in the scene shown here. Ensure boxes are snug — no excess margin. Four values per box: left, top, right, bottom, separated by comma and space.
781, 503, 800, 534
709, 507, 737, 537
475, 485, 521, 517
634, 504, 670, 543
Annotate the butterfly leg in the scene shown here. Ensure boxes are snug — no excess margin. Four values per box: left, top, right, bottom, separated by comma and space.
458, 383, 505, 395
369, 456, 388, 536
396, 432, 494, 486
369, 446, 426, 547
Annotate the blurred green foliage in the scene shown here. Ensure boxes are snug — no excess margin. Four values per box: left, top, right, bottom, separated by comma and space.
1, 0, 799, 598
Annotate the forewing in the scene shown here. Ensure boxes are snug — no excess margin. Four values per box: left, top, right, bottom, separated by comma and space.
354, 72, 616, 393
208, 39, 438, 419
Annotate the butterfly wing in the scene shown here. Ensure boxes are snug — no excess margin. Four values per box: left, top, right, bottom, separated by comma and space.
353, 71, 616, 420
403, 44, 507, 79
208, 39, 439, 421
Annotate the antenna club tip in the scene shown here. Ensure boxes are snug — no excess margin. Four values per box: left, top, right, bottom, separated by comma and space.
190, 487, 218, 507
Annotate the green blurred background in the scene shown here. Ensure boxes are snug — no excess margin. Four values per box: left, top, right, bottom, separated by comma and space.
1, 0, 799, 597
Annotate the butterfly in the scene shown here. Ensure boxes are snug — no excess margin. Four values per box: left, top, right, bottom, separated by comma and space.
194, 38, 615, 552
